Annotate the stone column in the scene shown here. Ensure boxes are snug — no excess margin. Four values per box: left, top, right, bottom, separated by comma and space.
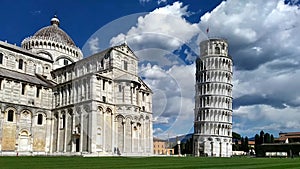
123, 119, 125, 153
71, 112, 76, 152
131, 121, 134, 153
80, 111, 83, 152
149, 118, 153, 153
219, 142, 222, 157
143, 119, 146, 153
111, 113, 114, 155
56, 111, 61, 152
49, 113, 54, 153
64, 111, 68, 152
103, 112, 106, 152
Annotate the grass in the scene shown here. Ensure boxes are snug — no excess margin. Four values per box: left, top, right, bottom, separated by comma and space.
0, 156, 300, 169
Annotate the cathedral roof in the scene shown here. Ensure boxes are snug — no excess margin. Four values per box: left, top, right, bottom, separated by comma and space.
32, 16, 76, 47
0, 67, 53, 87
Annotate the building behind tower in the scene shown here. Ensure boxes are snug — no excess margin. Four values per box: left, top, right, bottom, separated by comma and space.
194, 38, 233, 157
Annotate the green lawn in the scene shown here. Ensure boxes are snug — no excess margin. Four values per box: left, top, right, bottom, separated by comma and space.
0, 156, 299, 169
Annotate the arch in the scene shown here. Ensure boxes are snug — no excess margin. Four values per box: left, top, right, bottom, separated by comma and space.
106, 107, 112, 114
214, 72, 217, 81
115, 114, 125, 121
19, 129, 30, 137
98, 106, 104, 112
55, 55, 75, 63
215, 47, 220, 54
125, 115, 133, 122
37, 50, 53, 61
145, 116, 150, 120
20, 109, 32, 118
214, 84, 218, 93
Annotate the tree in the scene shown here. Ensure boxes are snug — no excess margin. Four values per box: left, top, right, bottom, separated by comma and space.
260, 130, 264, 144
270, 134, 274, 143
264, 133, 271, 143
254, 134, 260, 155
255, 134, 260, 145
232, 132, 241, 140
244, 136, 249, 152
241, 137, 245, 151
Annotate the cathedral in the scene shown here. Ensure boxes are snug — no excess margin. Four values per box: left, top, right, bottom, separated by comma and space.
0, 16, 153, 156
194, 38, 233, 157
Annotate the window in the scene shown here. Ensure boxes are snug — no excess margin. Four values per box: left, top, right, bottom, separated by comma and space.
64, 72, 67, 80
123, 61, 128, 70
36, 86, 41, 98
0, 78, 2, 90
64, 59, 68, 65
18, 59, 23, 69
21, 83, 26, 95
100, 60, 104, 68
61, 114, 66, 129
102, 80, 105, 90
7, 110, 14, 122
37, 114, 43, 125
215, 47, 220, 54
119, 85, 122, 92
102, 96, 106, 103
0, 53, 3, 64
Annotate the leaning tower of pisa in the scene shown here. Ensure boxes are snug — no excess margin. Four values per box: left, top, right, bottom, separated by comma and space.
193, 38, 233, 157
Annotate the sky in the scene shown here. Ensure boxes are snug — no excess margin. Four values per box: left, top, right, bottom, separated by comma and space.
1, 0, 300, 139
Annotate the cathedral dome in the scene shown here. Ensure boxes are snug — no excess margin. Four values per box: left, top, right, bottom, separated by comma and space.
21, 15, 83, 62
32, 16, 76, 47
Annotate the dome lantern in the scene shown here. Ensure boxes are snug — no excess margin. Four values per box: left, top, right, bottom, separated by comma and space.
50, 15, 60, 26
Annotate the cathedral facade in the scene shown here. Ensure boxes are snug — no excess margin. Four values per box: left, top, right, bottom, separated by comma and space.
0, 16, 153, 156
194, 38, 233, 157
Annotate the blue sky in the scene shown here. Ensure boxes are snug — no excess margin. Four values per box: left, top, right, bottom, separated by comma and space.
1, 0, 300, 139
0, 0, 221, 47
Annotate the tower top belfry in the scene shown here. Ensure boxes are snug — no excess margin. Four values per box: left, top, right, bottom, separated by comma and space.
199, 38, 229, 58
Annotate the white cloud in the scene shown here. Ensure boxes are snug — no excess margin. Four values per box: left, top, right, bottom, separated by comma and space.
107, 0, 300, 138
88, 37, 100, 54
234, 104, 300, 136
157, 0, 167, 5
110, 1, 200, 55
139, 62, 195, 137
108, 2, 202, 137
139, 0, 151, 4
198, 0, 300, 137
153, 127, 164, 135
